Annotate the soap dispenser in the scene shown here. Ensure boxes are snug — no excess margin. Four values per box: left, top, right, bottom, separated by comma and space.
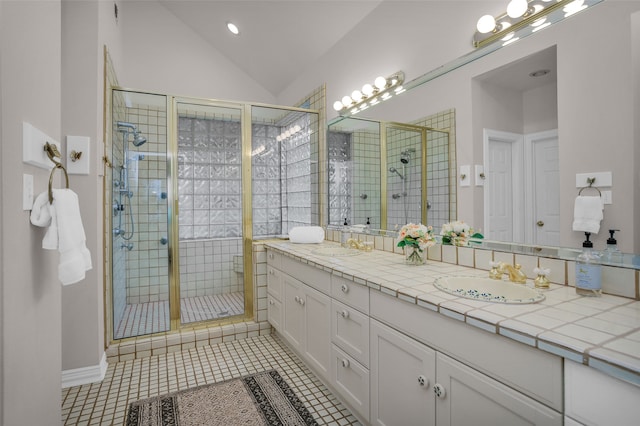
604, 229, 621, 263
575, 232, 602, 297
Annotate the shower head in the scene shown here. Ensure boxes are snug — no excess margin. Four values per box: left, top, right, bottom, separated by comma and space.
132, 132, 147, 147
389, 166, 404, 179
400, 147, 415, 164
400, 155, 409, 164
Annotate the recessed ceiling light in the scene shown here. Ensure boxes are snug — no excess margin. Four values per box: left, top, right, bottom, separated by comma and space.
226, 22, 240, 35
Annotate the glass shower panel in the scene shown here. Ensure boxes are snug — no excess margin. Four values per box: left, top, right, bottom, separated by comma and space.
386, 126, 424, 230
425, 128, 451, 230
176, 102, 245, 325
251, 105, 320, 238
111, 90, 170, 339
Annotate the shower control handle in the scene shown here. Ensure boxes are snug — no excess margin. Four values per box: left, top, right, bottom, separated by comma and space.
160, 237, 168, 245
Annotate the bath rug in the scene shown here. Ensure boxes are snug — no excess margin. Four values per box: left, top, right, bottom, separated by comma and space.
126, 369, 318, 426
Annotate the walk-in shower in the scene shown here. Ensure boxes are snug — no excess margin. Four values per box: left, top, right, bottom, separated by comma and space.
109, 89, 319, 340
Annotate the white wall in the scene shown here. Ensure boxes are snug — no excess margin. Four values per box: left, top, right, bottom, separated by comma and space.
118, 1, 276, 104
0, 1, 63, 424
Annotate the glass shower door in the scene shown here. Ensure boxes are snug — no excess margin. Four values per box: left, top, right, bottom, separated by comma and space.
175, 102, 246, 325
111, 90, 170, 339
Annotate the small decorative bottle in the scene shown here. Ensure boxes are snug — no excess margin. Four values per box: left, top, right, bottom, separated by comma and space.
575, 233, 602, 297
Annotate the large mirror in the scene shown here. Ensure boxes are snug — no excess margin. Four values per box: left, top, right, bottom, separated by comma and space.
327, 2, 640, 268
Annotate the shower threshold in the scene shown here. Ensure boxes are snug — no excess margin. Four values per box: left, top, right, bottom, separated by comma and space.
114, 292, 244, 340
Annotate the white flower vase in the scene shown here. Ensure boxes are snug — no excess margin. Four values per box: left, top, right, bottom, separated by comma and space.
405, 246, 426, 265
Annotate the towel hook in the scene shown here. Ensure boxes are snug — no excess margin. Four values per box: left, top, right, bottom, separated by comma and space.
44, 142, 69, 204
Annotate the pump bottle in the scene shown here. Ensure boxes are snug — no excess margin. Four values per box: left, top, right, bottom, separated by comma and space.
604, 229, 621, 263
575, 232, 602, 297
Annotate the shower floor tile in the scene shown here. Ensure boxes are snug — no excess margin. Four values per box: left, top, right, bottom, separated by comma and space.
62, 334, 361, 426
114, 292, 244, 339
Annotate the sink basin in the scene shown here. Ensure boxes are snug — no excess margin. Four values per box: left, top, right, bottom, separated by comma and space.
312, 246, 361, 257
434, 276, 545, 304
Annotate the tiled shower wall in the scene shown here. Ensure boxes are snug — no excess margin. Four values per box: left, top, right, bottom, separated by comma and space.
386, 129, 423, 230
413, 109, 457, 229
121, 104, 170, 305
327, 131, 352, 226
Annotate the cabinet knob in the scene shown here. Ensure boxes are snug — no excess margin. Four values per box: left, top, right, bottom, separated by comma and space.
341, 284, 349, 293
433, 383, 446, 399
269, 269, 275, 275
299, 298, 305, 306
269, 253, 274, 259
269, 300, 274, 305
417, 375, 428, 387
341, 310, 349, 319
342, 358, 350, 368
294, 296, 300, 303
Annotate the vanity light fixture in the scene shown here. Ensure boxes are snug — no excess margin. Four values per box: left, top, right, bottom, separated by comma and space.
473, 0, 602, 49
333, 71, 405, 115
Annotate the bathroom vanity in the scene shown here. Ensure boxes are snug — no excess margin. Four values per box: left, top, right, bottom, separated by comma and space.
265, 241, 640, 426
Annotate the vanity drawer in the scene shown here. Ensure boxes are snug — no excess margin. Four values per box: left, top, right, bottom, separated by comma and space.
266, 266, 283, 300
331, 344, 370, 423
282, 255, 330, 295
266, 249, 282, 270
331, 275, 369, 314
331, 299, 369, 368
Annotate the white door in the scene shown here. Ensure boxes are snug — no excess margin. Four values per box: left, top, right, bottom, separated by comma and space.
483, 130, 523, 242
526, 130, 560, 246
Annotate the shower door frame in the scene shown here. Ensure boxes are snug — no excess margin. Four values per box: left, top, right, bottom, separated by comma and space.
106, 87, 321, 342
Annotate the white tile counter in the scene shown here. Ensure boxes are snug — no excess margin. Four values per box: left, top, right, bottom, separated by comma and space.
265, 241, 640, 387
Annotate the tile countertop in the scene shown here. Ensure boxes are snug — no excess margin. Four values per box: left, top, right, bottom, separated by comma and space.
264, 241, 640, 387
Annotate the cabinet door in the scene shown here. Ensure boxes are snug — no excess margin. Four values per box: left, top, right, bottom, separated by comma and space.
302, 285, 332, 380
332, 344, 370, 423
435, 352, 562, 426
267, 295, 282, 331
266, 265, 283, 300
282, 274, 303, 350
370, 319, 436, 426
331, 299, 369, 368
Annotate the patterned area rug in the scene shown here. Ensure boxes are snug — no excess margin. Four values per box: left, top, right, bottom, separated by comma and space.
126, 370, 318, 426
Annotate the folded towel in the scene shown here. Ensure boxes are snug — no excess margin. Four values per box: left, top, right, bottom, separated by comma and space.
30, 191, 58, 249
572, 195, 604, 234
288, 226, 325, 244
30, 189, 92, 285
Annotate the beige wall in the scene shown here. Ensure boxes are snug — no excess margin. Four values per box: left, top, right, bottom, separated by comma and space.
0, 1, 63, 424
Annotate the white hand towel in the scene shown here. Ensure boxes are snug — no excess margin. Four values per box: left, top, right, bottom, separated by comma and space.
29, 191, 58, 249
572, 195, 604, 234
51, 189, 92, 285
288, 226, 325, 244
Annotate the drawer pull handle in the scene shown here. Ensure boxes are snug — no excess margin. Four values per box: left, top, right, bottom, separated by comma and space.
299, 298, 305, 306
294, 296, 300, 303
269, 253, 274, 259
269, 300, 274, 305
341, 310, 349, 319
341, 284, 349, 293
417, 375, 428, 387
342, 358, 350, 368
433, 383, 446, 399
269, 269, 275, 275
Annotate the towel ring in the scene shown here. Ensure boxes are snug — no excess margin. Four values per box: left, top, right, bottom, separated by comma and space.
44, 142, 70, 204
578, 180, 601, 196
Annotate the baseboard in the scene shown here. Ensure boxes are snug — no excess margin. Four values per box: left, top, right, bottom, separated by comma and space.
62, 352, 108, 388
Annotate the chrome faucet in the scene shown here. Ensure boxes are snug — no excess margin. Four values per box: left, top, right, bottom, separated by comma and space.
496, 262, 527, 284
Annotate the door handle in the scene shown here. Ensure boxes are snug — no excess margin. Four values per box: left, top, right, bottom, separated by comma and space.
536, 220, 544, 227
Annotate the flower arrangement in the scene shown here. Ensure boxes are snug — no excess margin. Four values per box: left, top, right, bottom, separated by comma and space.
397, 223, 436, 265
440, 221, 482, 246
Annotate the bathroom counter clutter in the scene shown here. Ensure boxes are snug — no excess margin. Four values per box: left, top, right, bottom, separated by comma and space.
264, 241, 640, 386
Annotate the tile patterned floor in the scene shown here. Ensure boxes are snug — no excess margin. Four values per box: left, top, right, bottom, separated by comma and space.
115, 293, 244, 339
62, 334, 360, 425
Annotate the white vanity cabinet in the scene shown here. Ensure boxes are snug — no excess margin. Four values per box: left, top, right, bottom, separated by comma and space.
266, 251, 283, 331
370, 319, 436, 426
564, 359, 640, 426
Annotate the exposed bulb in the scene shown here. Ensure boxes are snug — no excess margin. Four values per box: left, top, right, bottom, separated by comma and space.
507, 0, 528, 18
374, 76, 387, 90
333, 100, 344, 111
351, 90, 363, 102
341, 95, 352, 108
362, 83, 374, 96
477, 14, 496, 33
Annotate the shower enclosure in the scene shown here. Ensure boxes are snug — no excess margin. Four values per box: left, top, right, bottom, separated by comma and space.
109, 90, 319, 340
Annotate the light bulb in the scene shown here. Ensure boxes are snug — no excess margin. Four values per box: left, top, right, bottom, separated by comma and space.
507, 0, 528, 18
362, 83, 374, 96
374, 76, 387, 90
351, 90, 363, 102
477, 15, 496, 33
341, 95, 352, 108
276, 135, 282, 142
293, 125, 301, 133
333, 100, 344, 111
